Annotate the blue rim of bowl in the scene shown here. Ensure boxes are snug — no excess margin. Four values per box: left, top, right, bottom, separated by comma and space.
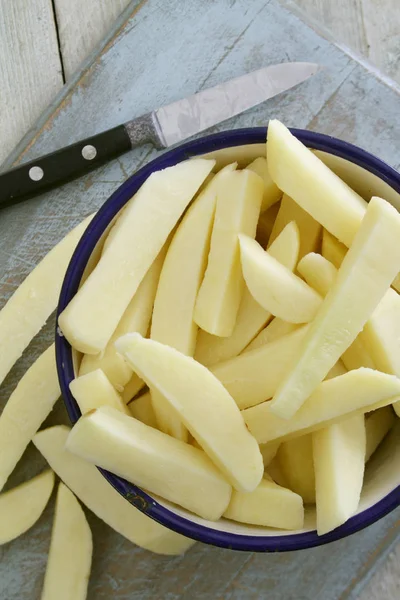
56, 126, 400, 552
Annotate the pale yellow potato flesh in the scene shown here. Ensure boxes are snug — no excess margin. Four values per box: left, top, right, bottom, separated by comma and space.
0, 344, 60, 492
195, 221, 300, 366
270, 197, 400, 419
121, 374, 146, 403
212, 326, 309, 410
59, 158, 215, 354
247, 156, 282, 212
0, 214, 94, 387
150, 164, 236, 441
298, 252, 376, 371
256, 202, 280, 247
245, 318, 299, 353
66, 407, 232, 520
128, 392, 157, 429
243, 369, 400, 444
312, 414, 366, 535
297, 252, 337, 297
239, 234, 321, 323
268, 194, 321, 260
69, 369, 130, 415
34, 426, 194, 555
321, 229, 347, 268
277, 435, 315, 504
194, 169, 263, 336
41, 483, 92, 600
0, 470, 54, 545
79, 242, 167, 389
223, 478, 304, 530
116, 333, 263, 492
267, 119, 367, 247
259, 441, 280, 468
365, 407, 395, 461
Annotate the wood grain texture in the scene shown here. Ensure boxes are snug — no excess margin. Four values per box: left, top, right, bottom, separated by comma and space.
54, 0, 131, 79
1, 0, 400, 599
293, 0, 400, 82
0, 0, 63, 166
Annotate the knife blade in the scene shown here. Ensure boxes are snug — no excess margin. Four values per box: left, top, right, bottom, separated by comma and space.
0, 62, 318, 207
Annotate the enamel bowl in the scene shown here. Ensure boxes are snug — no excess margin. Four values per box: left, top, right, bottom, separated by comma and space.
56, 127, 400, 552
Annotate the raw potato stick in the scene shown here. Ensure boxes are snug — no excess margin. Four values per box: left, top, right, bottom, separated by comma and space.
0, 214, 94, 386
66, 407, 232, 520
150, 164, 236, 441
245, 318, 299, 353
33, 426, 195, 555
365, 407, 395, 461
267, 120, 367, 247
270, 196, 400, 419
59, 158, 215, 354
116, 333, 263, 492
128, 392, 158, 428
313, 414, 366, 535
322, 229, 347, 268
212, 325, 309, 410
0, 470, 54, 545
195, 221, 300, 366
223, 477, 304, 530
239, 234, 321, 323
0, 344, 60, 492
277, 435, 315, 504
69, 369, 130, 415
79, 242, 168, 389
41, 483, 92, 600
243, 369, 400, 444
194, 168, 263, 336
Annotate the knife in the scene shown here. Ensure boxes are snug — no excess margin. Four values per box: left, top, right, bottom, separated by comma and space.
1, 62, 318, 207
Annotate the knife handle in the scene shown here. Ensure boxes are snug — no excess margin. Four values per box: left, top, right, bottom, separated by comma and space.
0, 114, 161, 207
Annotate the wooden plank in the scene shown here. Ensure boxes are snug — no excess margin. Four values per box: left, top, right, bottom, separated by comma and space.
1, 1, 400, 599
0, 0, 63, 166
54, 0, 131, 79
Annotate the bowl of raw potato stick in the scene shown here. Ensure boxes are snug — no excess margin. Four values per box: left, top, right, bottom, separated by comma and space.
4, 121, 400, 593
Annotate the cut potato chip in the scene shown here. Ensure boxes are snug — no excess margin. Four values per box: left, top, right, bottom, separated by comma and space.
239, 234, 321, 323
270, 197, 400, 419
243, 369, 400, 444
41, 483, 92, 600
321, 229, 347, 268
247, 157, 282, 212
34, 426, 194, 554
69, 369, 130, 415
313, 414, 365, 535
0, 344, 60, 492
0, 470, 54, 545
128, 392, 157, 429
259, 441, 280, 468
278, 435, 315, 504
59, 159, 214, 354
223, 478, 304, 530
212, 326, 308, 409
297, 252, 337, 297
150, 164, 236, 440
0, 214, 94, 387
365, 407, 395, 462
195, 221, 300, 366
194, 169, 263, 336
121, 373, 145, 404
267, 120, 367, 246
79, 242, 167, 388
66, 407, 232, 520
116, 333, 263, 492
268, 194, 321, 260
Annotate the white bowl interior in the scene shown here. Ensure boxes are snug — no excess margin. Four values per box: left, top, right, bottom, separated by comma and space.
73, 142, 400, 538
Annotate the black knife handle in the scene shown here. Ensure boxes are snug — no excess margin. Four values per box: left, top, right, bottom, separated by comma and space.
0, 113, 163, 207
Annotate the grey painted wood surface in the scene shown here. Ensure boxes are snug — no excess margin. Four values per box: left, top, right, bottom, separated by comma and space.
1, 0, 400, 598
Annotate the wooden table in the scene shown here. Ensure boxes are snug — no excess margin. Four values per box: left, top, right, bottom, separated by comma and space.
1, 1, 400, 598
